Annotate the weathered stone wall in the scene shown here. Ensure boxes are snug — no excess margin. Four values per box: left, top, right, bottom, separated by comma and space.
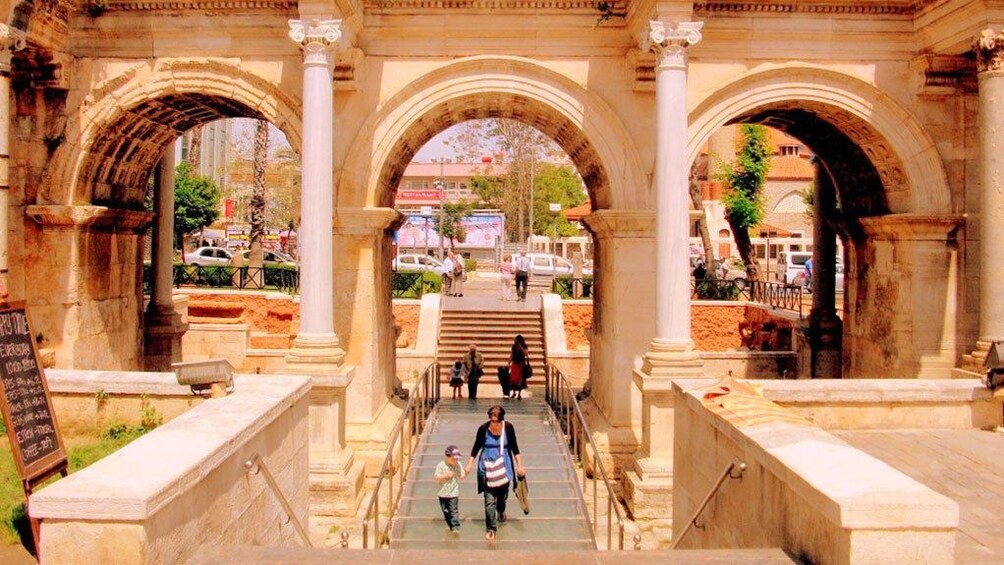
31, 374, 311, 565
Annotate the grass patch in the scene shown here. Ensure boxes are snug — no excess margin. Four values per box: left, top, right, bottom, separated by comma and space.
0, 423, 152, 546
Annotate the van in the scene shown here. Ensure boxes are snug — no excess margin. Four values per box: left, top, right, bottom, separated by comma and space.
777, 251, 813, 285
524, 253, 593, 277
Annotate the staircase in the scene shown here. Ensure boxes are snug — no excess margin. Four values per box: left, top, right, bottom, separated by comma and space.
436, 302, 545, 381
389, 398, 595, 550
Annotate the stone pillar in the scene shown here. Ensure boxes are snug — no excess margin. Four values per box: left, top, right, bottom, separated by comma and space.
623, 20, 704, 524
797, 162, 842, 378
144, 150, 189, 370
286, 18, 347, 373
286, 18, 362, 517
579, 211, 652, 477
967, 29, 1004, 369
0, 26, 25, 300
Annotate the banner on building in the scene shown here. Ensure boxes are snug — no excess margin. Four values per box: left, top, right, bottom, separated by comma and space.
395, 213, 505, 249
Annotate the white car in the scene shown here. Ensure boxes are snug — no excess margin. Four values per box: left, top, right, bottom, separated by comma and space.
392, 254, 445, 275
184, 246, 234, 267
792, 262, 845, 293
524, 253, 593, 277
238, 249, 296, 266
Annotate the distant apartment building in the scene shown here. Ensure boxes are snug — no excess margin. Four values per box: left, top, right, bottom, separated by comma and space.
175, 119, 232, 191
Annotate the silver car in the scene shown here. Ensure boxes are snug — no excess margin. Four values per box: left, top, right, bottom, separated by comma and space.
392, 254, 445, 276
183, 246, 234, 267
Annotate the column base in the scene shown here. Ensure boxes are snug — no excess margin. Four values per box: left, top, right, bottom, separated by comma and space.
640, 338, 704, 378
286, 333, 346, 374
579, 397, 640, 480
623, 455, 674, 521
309, 450, 366, 517
143, 306, 189, 371
797, 309, 843, 379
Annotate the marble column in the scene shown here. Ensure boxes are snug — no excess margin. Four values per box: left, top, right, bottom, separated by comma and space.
623, 20, 704, 524
286, 18, 346, 372
0, 25, 25, 300
798, 161, 842, 378
969, 29, 1004, 368
144, 149, 189, 370
286, 18, 362, 518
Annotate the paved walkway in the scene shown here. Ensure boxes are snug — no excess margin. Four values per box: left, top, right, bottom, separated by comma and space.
836, 429, 1004, 564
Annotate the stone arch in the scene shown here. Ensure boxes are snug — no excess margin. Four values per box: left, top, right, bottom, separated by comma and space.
340, 55, 645, 211
688, 65, 951, 227
40, 58, 302, 207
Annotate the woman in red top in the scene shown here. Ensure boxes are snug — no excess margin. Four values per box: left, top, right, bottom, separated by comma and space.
508, 334, 529, 399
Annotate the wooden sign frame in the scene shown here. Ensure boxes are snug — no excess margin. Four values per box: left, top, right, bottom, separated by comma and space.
0, 302, 67, 558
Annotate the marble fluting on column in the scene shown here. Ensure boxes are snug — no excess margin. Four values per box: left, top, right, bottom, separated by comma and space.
287, 18, 346, 368
623, 20, 704, 525
974, 29, 1004, 346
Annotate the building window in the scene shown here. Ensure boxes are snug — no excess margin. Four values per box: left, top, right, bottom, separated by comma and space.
407, 181, 428, 190
773, 192, 808, 213
779, 145, 801, 157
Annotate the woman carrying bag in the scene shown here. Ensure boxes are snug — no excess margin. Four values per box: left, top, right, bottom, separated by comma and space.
465, 405, 526, 540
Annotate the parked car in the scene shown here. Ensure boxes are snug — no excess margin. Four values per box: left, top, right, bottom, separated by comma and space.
184, 246, 234, 267
792, 261, 845, 293
691, 256, 749, 287
524, 253, 593, 277
777, 251, 813, 285
238, 249, 296, 266
392, 253, 446, 276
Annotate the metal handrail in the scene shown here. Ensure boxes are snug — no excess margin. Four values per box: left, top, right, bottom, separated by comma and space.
544, 364, 626, 550
671, 459, 747, 549
361, 363, 440, 548
244, 453, 312, 547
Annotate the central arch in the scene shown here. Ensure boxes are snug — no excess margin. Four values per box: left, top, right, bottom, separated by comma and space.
340, 55, 646, 211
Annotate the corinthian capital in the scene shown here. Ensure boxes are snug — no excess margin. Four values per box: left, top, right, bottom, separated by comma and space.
289, 19, 343, 63
0, 24, 27, 74
975, 28, 1004, 73
640, 21, 703, 70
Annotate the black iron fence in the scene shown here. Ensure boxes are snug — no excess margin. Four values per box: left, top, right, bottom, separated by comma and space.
691, 278, 803, 317
143, 263, 300, 294
390, 271, 441, 298
552, 276, 593, 299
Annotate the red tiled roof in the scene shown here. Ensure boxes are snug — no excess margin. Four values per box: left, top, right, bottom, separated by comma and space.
564, 201, 592, 220
769, 155, 814, 180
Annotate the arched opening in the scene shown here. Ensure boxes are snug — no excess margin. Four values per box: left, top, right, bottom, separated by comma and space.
690, 69, 958, 377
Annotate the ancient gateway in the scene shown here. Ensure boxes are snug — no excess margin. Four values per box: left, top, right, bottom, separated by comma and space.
1, 0, 1001, 516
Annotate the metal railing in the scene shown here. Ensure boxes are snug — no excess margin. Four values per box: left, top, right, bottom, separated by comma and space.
361, 363, 441, 548
691, 278, 803, 318
671, 459, 747, 549
244, 453, 312, 547
143, 263, 300, 294
390, 271, 440, 298
551, 276, 594, 299
544, 364, 626, 550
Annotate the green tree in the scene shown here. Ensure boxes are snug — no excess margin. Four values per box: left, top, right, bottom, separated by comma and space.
435, 201, 476, 250
174, 161, 221, 256
530, 163, 586, 237
718, 124, 771, 281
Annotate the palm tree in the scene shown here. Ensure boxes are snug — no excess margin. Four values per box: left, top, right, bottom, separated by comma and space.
248, 120, 269, 282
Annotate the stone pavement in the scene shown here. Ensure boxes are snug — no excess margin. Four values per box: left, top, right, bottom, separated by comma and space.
836, 429, 1004, 564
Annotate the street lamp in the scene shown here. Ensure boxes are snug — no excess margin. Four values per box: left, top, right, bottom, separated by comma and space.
420, 205, 433, 258
434, 178, 445, 259
549, 202, 561, 255
760, 229, 777, 280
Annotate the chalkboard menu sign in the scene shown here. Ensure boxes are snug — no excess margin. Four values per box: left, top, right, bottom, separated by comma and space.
0, 303, 66, 483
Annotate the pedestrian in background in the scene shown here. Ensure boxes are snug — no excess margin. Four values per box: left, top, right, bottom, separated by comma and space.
514, 252, 531, 302
499, 254, 514, 301
463, 344, 485, 400
508, 334, 529, 400
442, 253, 455, 296
452, 252, 465, 297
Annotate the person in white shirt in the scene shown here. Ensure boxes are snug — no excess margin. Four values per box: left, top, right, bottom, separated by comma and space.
442, 253, 454, 296
514, 252, 531, 301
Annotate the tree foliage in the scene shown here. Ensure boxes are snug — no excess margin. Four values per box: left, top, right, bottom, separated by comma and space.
173, 161, 221, 249
717, 125, 771, 280
248, 120, 269, 267
446, 118, 583, 243
435, 201, 476, 250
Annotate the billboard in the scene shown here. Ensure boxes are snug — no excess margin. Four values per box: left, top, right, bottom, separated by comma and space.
395, 213, 505, 249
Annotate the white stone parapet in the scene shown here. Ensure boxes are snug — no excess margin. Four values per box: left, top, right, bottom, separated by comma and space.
31, 374, 311, 564
672, 379, 959, 564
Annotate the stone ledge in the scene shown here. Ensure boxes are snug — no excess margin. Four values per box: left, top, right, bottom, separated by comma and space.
31, 374, 311, 521
45, 369, 190, 396
757, 378, 992, 403
674, 380, 959, 531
